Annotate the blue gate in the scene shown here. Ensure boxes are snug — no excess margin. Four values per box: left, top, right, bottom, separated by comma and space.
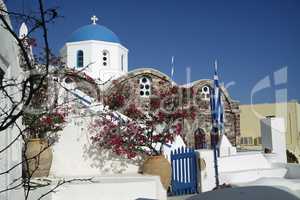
170, 147, 198, 196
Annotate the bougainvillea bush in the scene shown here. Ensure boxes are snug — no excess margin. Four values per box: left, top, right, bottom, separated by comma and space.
89, 84, 196, 159
23, 110, 67, 139
22, 73, 68, 139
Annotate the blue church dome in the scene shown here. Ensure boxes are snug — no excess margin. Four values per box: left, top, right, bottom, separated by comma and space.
67, 24, 120, 43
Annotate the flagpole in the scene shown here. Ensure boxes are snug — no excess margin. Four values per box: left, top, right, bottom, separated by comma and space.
211, 60, 220, 188
212, 127, 220, 188
171, 56, 174, 85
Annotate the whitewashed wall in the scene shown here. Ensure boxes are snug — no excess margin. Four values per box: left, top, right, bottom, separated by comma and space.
261, 117, 287, 163
61, 40, 128, 83
49, 113, 140, 177
29, 175, 167, 200
196, 149, 216, 192
0, 1, 23, 199
197, 150, 289, 190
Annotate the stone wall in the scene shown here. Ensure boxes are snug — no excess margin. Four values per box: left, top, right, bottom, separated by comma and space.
104, 68, 240, 148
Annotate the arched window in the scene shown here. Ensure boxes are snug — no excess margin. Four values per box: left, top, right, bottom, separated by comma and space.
139, 77, 151, 97
77, 50, 84, 68
200, 86, 210, 101
102, 50, 109, 66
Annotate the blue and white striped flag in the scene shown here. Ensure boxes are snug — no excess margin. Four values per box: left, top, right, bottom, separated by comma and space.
210, 60, 224, 134
171, 56, 175, 80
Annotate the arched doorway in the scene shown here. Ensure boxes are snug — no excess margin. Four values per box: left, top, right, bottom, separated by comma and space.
194, 128, 207, 149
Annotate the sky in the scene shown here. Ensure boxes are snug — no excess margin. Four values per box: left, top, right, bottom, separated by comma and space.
5, 0, 300, 104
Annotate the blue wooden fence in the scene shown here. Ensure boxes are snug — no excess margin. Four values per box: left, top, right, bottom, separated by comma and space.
170, 147, 198, 196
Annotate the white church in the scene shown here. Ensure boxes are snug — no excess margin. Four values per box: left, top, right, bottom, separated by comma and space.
1, 3, 300, 199
61, 15, 128, 83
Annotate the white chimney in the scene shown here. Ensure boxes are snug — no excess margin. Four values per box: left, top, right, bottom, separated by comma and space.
260, 117, 287, 163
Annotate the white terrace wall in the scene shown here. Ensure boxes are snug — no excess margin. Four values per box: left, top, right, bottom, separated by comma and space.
49, 113, 140, 177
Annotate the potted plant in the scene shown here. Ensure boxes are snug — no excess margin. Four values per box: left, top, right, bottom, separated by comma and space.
22, 109, 67, 177
89, 85, 196, 189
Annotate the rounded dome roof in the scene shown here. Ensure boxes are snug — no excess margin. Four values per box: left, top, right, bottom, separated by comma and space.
67, 24, 120, 43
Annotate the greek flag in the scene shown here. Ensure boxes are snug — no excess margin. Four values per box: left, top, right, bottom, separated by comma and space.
171, 56, 175, 80
210, 60, 224, 134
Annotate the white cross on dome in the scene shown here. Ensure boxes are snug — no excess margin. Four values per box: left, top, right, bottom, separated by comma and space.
91, 15, 98, 25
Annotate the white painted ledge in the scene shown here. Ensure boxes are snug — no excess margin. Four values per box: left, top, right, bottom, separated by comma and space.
220, 167, 287, 184
28, 174, 166, 200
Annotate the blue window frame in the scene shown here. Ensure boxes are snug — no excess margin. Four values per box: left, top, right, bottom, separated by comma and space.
77, 50, 83, 68
121, 55, 124, 71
